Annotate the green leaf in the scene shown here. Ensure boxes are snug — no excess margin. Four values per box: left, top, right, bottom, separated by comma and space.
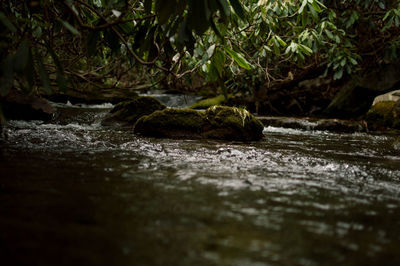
207, 44, 216, 58
299, 0, 308, 14
333, 69, 343, 80
349, 57, 358, 65
309, 4, 318, 19
275, 36, 287, 47
311, 1, 322, 13
0, 11, 17, 33
207, 63, 219, 82
58, 19, 80, 35
383, 10, 392, 21
224, 47, 251, 70
340, 58, 346, 67
212, 49, 226, 76
229, 0, 246, 20
298, 44, 313, 56
325, 29, 333, 39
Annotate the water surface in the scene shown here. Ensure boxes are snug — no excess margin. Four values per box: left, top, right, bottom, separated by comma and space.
1, 105, 400, 266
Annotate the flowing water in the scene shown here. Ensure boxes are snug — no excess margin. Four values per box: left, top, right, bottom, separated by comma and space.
1, 103, 400, 266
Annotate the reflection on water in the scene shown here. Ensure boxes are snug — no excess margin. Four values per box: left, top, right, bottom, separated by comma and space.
1, 106, 400, 266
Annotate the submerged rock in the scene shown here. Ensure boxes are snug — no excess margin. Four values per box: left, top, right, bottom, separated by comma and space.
102, 96, 166, 126
134, 106, 264, 141
365, 100, 400, 131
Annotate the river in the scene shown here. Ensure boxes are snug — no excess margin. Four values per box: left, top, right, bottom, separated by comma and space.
1, 103, 400, 266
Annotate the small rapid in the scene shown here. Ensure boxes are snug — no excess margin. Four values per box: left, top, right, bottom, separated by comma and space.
1, 103, 400, 266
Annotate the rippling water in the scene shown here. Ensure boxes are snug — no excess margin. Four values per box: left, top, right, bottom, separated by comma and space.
1, 105, 400, 266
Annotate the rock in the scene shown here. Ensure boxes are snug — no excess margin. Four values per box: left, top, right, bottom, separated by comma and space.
134, 108, 207, 139
203, 106, 265, 141
393, 100, 400, 129
365, 100, 400, 131
323, 81, 378, 118
394, 137, 400, 150
258, 116, 366, 133
324, 59, 400, 118
1, 90, 56, 121
45, 87, 139, 105
134, 106, 264, 141
102, 96, 166, 127
372, 90, 400, 105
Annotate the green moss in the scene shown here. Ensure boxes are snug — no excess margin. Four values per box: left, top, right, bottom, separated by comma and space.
365, 101, 397, 130
204, 106, 264, 141
134, 108, 207, 138
133, 105, 264, 141
102, 96, 166, 126
190, 95, 228, 109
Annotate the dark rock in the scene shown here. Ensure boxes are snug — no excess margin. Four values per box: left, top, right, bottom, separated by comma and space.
45, 87, 139, 105
258, 116, 366, 133
203, 106, 265, 141
1, 90, 56, 121
394, 136, 400, 150
324, 60, 400, 118
134, 108, 207, 138
365, 100, 400, 131
102, 96, 166, 127
134, 106, 264, 141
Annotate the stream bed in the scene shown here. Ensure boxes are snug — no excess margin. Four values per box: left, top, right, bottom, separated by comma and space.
1, 104, 400, 266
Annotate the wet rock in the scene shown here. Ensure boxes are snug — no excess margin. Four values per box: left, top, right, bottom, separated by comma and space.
372, 90, 400, 105
324, 59, 400, 118
1, 90, 56, 121
45, 87, 139, 105
394, 137, 400, 150
258, 116, 367, 133
102, 96, 166, 127
134, 106, 264, 141
203, 106, 265, 141
134, 108, 207, 138
365, 100, 400, 131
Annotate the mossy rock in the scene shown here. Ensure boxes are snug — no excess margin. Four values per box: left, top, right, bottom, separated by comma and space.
204, 106, 264, 141
102, 96, 166, 126
394, 136, 400, 150
134, 108, 207, 138
365, 101, 399, 131
393, 100, 400, 129
134, 106, 264, 141
190, 95, 227, 109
